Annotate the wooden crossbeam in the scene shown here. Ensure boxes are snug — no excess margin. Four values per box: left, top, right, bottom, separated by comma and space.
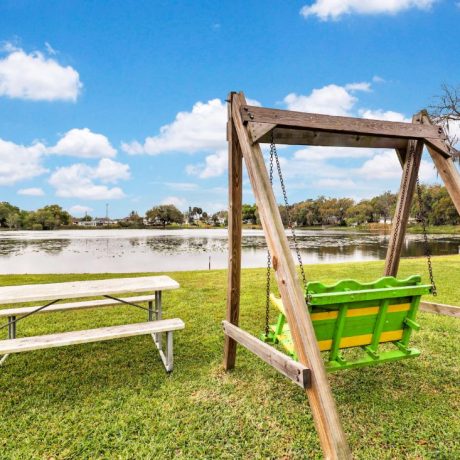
241, 105, 440, 140
420, 301, 460, 318
229, 92, 351, 460
222, 321, 311, 389
252, 125, 410, 149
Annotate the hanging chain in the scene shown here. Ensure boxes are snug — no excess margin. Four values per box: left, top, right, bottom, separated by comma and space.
264, 141, 275, 336
416, 177, 437, 296
272, 142, 307, 289
265, 134, 308, 334
387, 142, 437, 295
386, 143, 414, 273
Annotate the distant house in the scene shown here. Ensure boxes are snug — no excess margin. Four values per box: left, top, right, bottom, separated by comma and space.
73, 217, 108, 227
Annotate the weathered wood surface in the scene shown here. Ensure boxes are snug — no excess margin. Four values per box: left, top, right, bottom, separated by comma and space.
254, 125, 410, 149
241, 105, 440, 140
248, 122, 276, 143
385, 116, 424, 276
222, 321, 310, 389
0, 295, 156, 317
224, 92, 244, 371
420, 301, 460, 318
0, 319, 185, 354
0, 276, 179, 304
232, 92, 351, 459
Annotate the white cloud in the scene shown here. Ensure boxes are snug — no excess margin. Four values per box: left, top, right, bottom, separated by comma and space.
283, 83, 367, 116
0, 43, 82, 101
49, 128, 116, 158
0, 138, 47, 185
69, 205, 93, 215
357, 150, 436, 181
161, 196, 188, 209
246, 97, 262, 107
17, 187, 45, 196
44, 42, 57, 55
186, 149, 227, 178
93, 158, 130, 183
344, 82, 372, 92
49, 159, 130, 200
372, 75, 386, 83
165, 182, 199, 191
122, 98, 227, 155
359, 108, 410, 122
313, 178, 358, 189
444, 120, 460, 147
294, 146, 376, 161
300, 0, 437, 21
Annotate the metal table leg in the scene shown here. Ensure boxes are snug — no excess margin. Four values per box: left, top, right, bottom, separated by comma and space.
0, 316, 16, 367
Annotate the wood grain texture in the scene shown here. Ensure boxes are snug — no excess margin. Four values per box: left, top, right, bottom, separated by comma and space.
385, 115, 424, 277
232, 92, 351, 459
0, 319, 185, 354
241, 105, 439, 140
222, 321, 310, 389
420, 301, 460, 318
224, 92, 244, 371
256, 126, 410, 149
248, 122, 276, 143
0, 295, 156, 317
0, 276, 179, 304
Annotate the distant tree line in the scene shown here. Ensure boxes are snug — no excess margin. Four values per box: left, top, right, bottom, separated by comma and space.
241, 185, 460, 227
1, 184, 458, 231
0, 203, 71, 230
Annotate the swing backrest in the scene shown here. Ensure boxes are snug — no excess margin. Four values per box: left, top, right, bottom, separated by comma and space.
268, 275, 432, 370
305, 275, 432, 352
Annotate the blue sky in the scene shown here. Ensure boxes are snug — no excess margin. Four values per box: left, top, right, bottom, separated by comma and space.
0, 1, 459, 218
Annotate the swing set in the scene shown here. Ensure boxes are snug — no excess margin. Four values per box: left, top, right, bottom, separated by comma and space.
222, 91, 460, 459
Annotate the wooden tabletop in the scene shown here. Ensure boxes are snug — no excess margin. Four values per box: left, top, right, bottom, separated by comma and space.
0, 276, 180, 304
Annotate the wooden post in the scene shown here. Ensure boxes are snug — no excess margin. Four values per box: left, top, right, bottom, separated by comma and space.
231, 92, 351, 460
384, 115, 424, 276
223, 92, 244, 371
427, 148, 460, 215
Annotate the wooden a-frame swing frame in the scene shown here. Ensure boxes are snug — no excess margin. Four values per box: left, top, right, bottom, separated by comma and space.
223, 91, 460, 459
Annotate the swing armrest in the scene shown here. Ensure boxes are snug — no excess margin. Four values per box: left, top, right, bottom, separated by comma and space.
270, 293, 286, 315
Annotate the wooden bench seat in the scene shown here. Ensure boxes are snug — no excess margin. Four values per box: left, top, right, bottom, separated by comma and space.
0, 295, 156, 317
0, 319, 185, 372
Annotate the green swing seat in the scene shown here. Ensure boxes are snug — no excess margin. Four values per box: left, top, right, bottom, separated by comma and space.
266, 275, 432, 371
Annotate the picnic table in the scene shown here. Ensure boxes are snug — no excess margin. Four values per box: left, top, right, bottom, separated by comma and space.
0, 275, 184, 372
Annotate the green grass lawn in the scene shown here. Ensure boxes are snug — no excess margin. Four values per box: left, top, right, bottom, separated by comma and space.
0, 256, 459, 459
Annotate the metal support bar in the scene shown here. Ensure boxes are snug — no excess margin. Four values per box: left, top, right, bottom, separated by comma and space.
151, 330, 174, 372
103, 295, 150, 312
0, 299, 61, 331
148, 300, 154, 321
8, 316, 16, 339
0, 316, 17, 367
154, 291, 162, 349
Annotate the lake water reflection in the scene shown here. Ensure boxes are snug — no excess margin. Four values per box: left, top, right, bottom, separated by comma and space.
0, 228, 459, 274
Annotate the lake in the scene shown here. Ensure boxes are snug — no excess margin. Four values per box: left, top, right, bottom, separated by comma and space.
0, 228, 459, 274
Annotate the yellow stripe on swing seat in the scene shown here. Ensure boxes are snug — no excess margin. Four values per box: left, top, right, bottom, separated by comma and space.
317, 330, 404, 352
270, 294, 410, 321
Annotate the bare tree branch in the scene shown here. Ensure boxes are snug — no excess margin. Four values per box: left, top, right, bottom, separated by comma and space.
429, 84, 460, 160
